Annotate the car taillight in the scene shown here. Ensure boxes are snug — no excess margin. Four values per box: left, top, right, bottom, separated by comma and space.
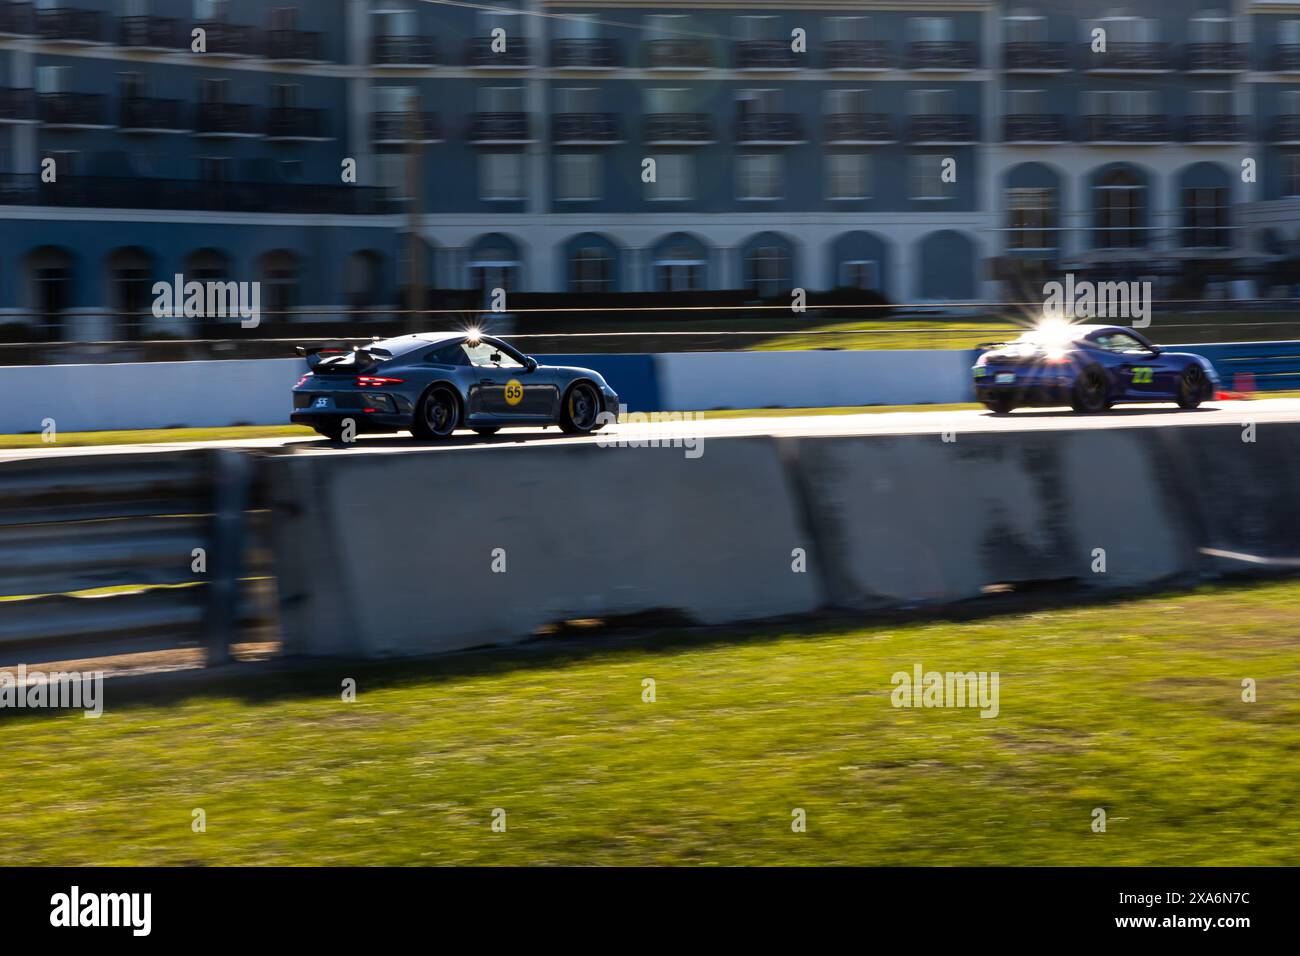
356, 376, 404, 387
295, 374, 313, 387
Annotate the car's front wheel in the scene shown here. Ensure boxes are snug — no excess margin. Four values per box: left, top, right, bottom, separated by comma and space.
559, 382, 602, 434
984, 394, 1015, 415
1177, 365, 1208, 410
412, 385, 460, 439
1071, 365, 1109, 413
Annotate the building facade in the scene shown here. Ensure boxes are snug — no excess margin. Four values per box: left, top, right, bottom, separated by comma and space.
0, 0, 1297, 338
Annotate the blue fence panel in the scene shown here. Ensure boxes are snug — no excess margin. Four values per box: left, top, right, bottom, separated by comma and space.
1170, 341, 1300, 392
536, 354, 662, 412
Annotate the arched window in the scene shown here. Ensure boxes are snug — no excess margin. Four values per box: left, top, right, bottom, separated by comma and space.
24, 246, 73, 343
744, 245, 790, 297
569, 246, 612, 293
105, 246, 154, 341
1094, 168, 1145, 249
345, 250, 384, 311
653, 235, 707, 291
467, 235, 520, 296
258, 249, 301, 320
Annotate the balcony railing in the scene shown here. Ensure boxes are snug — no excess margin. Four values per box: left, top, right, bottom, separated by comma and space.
195, 102, 259, 136
372, 35, 437, 65
1003, 41, 1069, 71
552, 38, 621, 68
266, 106, 326, 139
1185, 115, 1245, 142
643, 113, 713, 142
466, 36, 529, 66
906, 41, 977, 69
823, 39, 891, 70
1272, 116, 1300, 142
1083, 115, 1170, 141
645, 38, 712, 69
1276, 45, 1300, 72
822, 113, 894, 142
119, 96, 185, 131
1083, 41, 1170, 71
908, 114, 976, 142
0, 174, 394, 215
0, 3, 33, 35
1003, 114, 1069, 141
468, 111, 531, 141
117, 15, 179, 49
371, 111, 441, 142
552, 112, 621, 142
735, 113, 803, 142
194, 20, 259, 56
267, 28, 323, 61
0, 87, 35, 122
38, 92, 105, 126
1185, 42, 1246, 72
35, 7, 101, 42
735, 40, 798, 69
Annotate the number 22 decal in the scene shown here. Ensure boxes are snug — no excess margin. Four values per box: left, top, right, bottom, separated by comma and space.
1131, 367, 1154, 384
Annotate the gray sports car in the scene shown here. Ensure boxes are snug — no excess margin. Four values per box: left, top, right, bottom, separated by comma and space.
291, 332, 620, 441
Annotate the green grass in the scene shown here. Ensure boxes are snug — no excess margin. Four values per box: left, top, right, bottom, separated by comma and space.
0, 425, 314, 449
3, 578, 1298, 866
695, 402, 981, 419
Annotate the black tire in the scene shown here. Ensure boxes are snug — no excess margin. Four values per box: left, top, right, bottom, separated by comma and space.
473, 427, 500, 436
983, 394, 1015, 415
1070, 365, 1109, 413
314, 424, 345, 442
411, 384, 460, 439
1177, 365, 1208, 410
559, 381, 602, 434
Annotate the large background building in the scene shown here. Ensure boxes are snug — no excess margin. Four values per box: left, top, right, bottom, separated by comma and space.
0, 0, 1297, 339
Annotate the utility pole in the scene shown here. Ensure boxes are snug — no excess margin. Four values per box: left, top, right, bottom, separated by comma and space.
404, 89, 424, 334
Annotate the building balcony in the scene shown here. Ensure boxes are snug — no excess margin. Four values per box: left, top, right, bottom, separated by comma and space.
552, 112, 621, 143
267, 28, 324, 62
1185, 42, 1246, 72
38, 92, 106, 128
371, 111, 442, 144
906, 41, 977, 70
1082, 115, 1171, 142
468, 111, 531, 142
645, 38, 713, 69
1276, 45, 1300, 72
266, 106, 327, 140
552, 38, 621, 68
908, 114, 977, 143
371, 35, 437, 66
466, 36, 530, 66
735, 113, 804, 143
822, 113, 894, 143
119, 96, 187, 132
194, 20, 259, 56
0, 174, 394, 215
0, 87, 35, 122
35, 6, 101, 43
643, 113, 713, 143
194, 102, 260, 137
823, 40, 892, 70
1184, 115, 1246, 142
1271, 116, 1300, 144
0, 3, 33, 36
1083, 42, 1171, 72
734, 40, 798, 70
1003, 41, 1069, 71
1003, 114, 1069, 142
116, 15, 179, 49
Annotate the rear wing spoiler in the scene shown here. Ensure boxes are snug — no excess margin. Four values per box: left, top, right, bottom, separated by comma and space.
295, 342, 392, 370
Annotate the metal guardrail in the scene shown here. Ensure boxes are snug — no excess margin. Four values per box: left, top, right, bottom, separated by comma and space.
0, 449, 272, 666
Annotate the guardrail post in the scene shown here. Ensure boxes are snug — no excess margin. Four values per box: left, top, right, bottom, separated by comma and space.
205, 450, 251, 666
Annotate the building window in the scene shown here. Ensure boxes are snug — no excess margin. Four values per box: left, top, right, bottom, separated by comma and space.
1094, 168, 1145, 249
198, 156, 232, 182
737, 153, 782, 200
1094, 15, 1156, 43
826, 152, 869, 200
1190, 13, 1232, 44
1182, 186, 1230, 248
569, 246, 613, 293
744, 245, 791, 298
910, 154, 954, 200
826, 16, 870, 42
839, 259, 879, 290
556, 87, 597, 114
375, 152, 408, 201
1007, 187, 1057, 250
479, 152, 524, 200
654, 244, 705, 291
35, 66, 69, 94
1004, 11, 1047, 43
646, 154, 693, 200
647, 88, 688, 113
259, 250, 300, 318
1005, 89, 1045, 115
1285, 154, 1300, 198
825, 88, 868, 115
194, 0, 230, 20
479, 86, 524, 113
1191, 89, 1233, 116
909, 17, 953, 42
468, 244, 519, 294
909, 89, 953, 116
555, 153, 601, 201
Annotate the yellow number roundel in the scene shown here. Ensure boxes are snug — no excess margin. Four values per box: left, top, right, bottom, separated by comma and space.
504, 380, 524, 406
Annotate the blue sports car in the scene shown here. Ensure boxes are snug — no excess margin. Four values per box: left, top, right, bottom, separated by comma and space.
291, 332, 620, 440
972, 324, 1220, 414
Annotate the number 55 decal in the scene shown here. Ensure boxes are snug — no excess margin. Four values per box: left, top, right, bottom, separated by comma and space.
1131, 367, 1154, 384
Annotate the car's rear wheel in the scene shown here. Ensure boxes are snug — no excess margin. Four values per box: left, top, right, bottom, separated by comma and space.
559, 382, 602, 434
473, 427, 500, 436
1177, 365, 1208, 410
983, 394, 1015, 415
314, 424, 346, 442
1071, 365, 1109, 413
412, 385, 459, 439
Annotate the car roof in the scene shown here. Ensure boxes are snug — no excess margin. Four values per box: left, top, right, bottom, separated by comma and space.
370, 332, 467, 353
1017, 324, 1135, 342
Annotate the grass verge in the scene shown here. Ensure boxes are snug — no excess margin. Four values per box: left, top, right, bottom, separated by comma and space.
2, 577, 1297, 865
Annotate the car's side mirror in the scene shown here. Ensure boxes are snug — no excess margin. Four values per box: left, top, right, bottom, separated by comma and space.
1147, 346, 1162, 356
525, 356, 538, 371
